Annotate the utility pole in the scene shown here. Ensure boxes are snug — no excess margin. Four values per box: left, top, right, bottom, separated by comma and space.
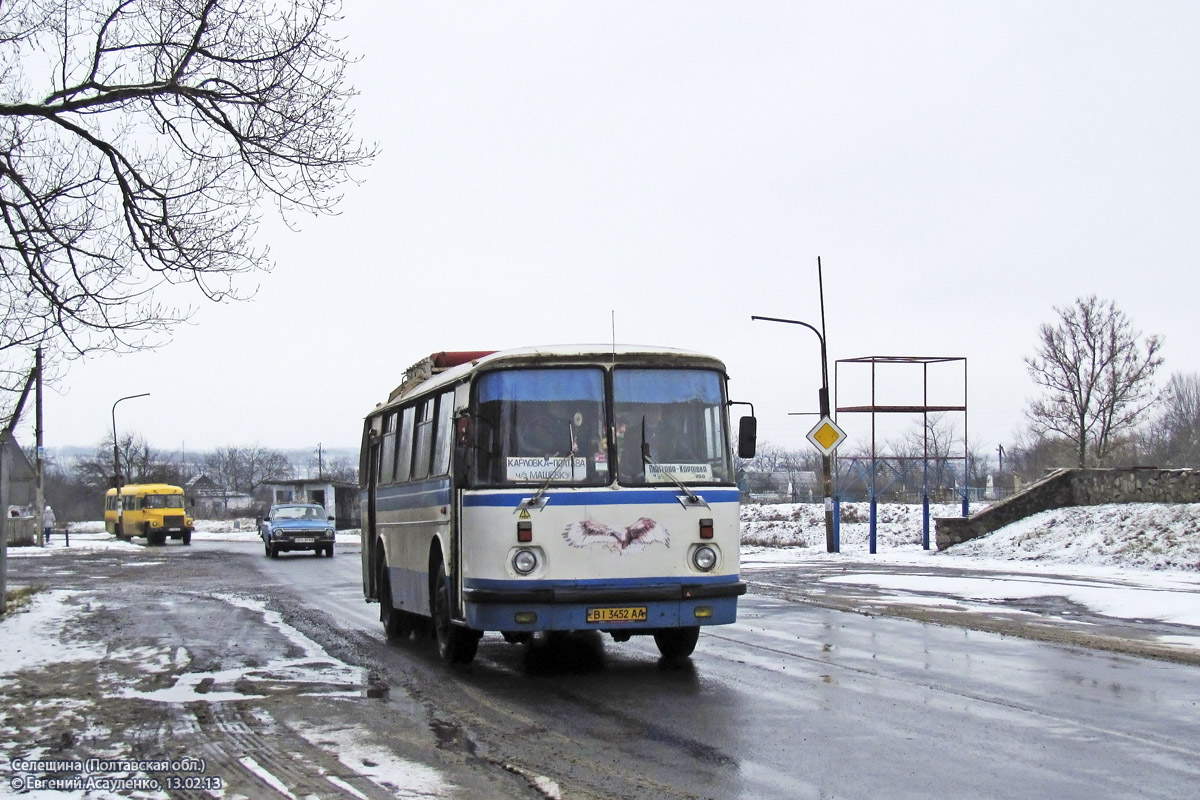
316, 443, 324, 480
35, 347, 44, 547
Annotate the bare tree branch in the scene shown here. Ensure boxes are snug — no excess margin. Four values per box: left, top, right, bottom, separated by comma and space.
0, 0, 374, 403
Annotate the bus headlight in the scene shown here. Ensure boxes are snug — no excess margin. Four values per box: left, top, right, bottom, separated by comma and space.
692, 545, 718, 572
512, 548, 539, 575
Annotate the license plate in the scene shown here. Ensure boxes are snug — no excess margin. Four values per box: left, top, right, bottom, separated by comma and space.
294, 537, 315, 543
586, 606, 648, 623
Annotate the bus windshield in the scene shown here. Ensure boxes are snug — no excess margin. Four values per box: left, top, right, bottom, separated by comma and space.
142, 495, 185, 509
614, 368, 731, 485
474, 368, 607, 485
471, 365, 731, 487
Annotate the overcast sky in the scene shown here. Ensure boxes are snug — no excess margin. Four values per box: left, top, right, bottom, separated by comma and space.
26, 1, 1200, 461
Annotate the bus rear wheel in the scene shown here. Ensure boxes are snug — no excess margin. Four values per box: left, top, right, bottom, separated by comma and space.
433, 563, 480, 664
653, 626, 700, 659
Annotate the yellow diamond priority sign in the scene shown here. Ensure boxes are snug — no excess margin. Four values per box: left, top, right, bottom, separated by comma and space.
806, 416, 847, 456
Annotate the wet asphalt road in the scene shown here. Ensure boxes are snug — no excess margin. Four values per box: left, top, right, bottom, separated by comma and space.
241, 539, 1200, 799
7, 537, 1200, 799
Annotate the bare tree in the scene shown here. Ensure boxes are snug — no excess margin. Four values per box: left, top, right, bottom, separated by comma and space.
891, 412, 966, 492
73, 432, 182, 487
1024, 296, 1163, 468
203, 445, 292, 494
322, 456, 358, 484
0, 0, 374, 396
1145, 372, 1200, 467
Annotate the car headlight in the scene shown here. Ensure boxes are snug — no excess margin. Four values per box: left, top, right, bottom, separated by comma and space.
512, 548, 539, 575
692, 545, 718, 572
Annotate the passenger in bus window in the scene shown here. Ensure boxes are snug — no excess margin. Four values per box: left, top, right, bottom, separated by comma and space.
517, 404, 575, 456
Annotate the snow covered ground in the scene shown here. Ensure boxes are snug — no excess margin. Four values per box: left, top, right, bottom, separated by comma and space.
742, 501, 1200, 570
740, 501, 1200, 648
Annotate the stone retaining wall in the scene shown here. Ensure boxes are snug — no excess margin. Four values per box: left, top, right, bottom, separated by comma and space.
935, 468, 1200, 550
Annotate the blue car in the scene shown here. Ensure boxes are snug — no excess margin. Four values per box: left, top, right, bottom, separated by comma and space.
260, 503, 336, 558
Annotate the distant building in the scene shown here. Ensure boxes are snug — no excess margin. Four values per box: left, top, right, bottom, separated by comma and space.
260, 478, 360, 530
185, 474, 256, 518
742, 469, 818, 503
1, 429, 38, 545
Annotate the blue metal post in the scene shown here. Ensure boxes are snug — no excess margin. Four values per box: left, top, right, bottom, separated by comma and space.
869, 491, 877, 554
922, 494, 930, 550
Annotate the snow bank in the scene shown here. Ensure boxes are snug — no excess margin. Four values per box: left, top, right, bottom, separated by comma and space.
741, 501, 1200, 571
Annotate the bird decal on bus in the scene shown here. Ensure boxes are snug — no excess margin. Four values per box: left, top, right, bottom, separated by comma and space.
563, 517, 670, 553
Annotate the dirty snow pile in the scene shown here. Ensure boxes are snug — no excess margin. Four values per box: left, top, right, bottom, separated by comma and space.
740, 501, 1200, 572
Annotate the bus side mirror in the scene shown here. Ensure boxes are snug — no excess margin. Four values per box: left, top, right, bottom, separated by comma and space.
737, 416, 757, 459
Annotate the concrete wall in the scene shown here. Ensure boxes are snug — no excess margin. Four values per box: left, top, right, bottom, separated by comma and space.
4, 516, 38, 547
935, 468, 1200, 550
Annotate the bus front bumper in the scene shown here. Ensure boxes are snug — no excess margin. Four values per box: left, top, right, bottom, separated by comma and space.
462, 581, 746, 632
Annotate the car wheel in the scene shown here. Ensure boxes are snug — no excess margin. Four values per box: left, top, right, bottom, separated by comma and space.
326, 544, 335, 558
269, 541, 279, 559
433, 563, 480, 664
182, 530, 192, 546
264, 537, 271, 557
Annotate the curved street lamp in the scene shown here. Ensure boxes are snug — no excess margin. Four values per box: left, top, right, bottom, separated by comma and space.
750, 257, 836, 552
112, 393, 150, 492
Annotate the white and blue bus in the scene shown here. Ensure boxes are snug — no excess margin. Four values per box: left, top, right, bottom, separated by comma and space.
360, 346, 756, 664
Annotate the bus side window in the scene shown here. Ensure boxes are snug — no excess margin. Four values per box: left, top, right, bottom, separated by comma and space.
379, 411, 397, 485
432, 391, 454, 476
396, 405, 415, 483
412, 399, 434, 480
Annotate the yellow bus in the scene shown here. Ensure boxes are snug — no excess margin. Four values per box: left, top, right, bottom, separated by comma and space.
104, 484, 195, 546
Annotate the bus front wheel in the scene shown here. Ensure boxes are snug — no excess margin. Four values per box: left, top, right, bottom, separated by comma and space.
433, 563, 480, 664
653, 626, 700, 659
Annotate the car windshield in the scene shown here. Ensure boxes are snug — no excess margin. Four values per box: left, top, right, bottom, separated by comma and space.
274, 505, 325, 520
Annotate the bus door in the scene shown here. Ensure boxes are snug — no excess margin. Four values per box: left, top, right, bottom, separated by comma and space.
364, 437, 380, 599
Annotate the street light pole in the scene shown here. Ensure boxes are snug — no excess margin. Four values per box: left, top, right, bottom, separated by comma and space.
112, 393, 150, 491
752, 259, 836, 553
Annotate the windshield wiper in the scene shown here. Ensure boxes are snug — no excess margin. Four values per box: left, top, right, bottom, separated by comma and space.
640, 416, 705, 506
520, 424, 578, 511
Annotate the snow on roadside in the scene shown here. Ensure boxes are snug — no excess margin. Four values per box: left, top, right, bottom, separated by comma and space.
8, 519, 361, 556
0, 591, 108, 683
740, 501, 1200, 571
944, 503, 1200, 571
290, 721, 450, 800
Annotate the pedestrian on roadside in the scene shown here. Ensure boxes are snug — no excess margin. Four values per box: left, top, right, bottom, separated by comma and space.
44, 505, 56, 542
